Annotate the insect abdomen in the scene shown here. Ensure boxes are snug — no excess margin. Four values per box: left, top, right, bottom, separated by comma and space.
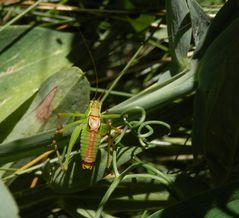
80, 126, 101, 169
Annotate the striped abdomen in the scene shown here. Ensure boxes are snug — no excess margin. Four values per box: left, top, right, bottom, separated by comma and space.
80, 125, 101, 169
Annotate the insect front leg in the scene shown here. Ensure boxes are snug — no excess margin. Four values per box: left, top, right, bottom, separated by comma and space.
57, 112, 86, 132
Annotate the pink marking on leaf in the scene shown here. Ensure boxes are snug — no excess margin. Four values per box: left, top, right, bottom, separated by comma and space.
35, 86, 57, 122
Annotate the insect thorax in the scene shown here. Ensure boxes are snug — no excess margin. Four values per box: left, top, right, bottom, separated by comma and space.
88, 100, 102, 131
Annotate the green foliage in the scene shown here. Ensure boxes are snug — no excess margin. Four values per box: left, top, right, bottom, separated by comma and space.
0, 180, 19, 218
193, 0, 239, 185
0, 26, 75, 124
1, 0, 238, 217
148, 180, 239, 218
4, 67, 90, 142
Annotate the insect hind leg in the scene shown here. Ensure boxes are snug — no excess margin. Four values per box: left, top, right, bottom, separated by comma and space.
100, 121, 122, 170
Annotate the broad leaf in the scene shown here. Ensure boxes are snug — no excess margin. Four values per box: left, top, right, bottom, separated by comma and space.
193, 1, 239, 184
4, 67, 90, 142
0, 179, 19, 218
0, 26, 76, 123
148, 180, 239, 218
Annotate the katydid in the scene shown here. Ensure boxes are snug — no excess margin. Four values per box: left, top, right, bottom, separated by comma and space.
60, 45, 144, 170
60, 100, 121, 170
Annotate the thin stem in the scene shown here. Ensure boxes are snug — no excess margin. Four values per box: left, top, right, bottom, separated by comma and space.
112, 149, 119, 177
124, 174, 169, 186
0, 0, 43, 32
15, 150, 54, 174
100, 45, 144, 103
91, 87, 133, 98
95, 162, 143, 218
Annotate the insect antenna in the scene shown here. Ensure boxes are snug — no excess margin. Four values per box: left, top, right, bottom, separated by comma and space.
78, 30, 99, 100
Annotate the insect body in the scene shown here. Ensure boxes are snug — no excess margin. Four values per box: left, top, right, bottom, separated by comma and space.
80, 100, 107, 169
61, 99, 117, 170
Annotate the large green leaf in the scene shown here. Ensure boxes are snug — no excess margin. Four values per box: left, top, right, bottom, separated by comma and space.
193, 0, 239, 59
0, 26, 76, 123
4, 67, 90, 142
193, 1, 239, 185
148, 180, 239, 218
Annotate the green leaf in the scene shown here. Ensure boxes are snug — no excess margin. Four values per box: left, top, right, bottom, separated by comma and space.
108, 68, 196, 116
128, 15, 155, 32
166, 0, 192, 72
187, 0, 210, 46
45, 146, 148, 192
148, 180, 239, 218
0, 129, 60, 166
0, 26, 76, 123
16, 179, 175, 215
0, 179, 19, 218
4, 67, 90, 142
193, 0, 239, 59
193, 5, 239, 184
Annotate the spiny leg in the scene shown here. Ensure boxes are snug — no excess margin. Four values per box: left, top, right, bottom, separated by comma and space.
57, 112, 86, 132
100, 112, 122, 170
21, 122, 67, 186
58, 112, 86, 118
101, 113, 122, 120
51, 139, 65, 170
100, 120, 122, 171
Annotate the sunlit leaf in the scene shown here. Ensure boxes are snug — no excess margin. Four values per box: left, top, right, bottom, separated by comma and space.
4, 67, 90, 142
0, 26, 76, 123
